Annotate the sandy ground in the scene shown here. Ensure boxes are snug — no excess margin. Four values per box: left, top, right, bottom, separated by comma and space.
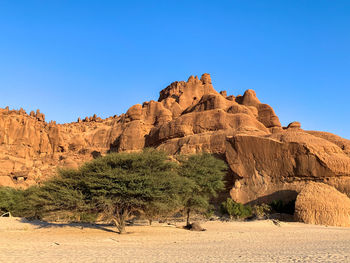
0, 217, 350, 263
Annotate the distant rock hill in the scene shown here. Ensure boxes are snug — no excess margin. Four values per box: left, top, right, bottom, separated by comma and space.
1, 73, 350, 206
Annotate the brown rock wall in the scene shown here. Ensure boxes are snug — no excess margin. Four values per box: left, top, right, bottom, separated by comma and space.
1, 73, 349, 218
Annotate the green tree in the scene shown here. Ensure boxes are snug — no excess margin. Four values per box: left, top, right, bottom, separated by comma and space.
0, 187, 41, 217
178, 153, 227, 226
29, 149, 185, 234
0, 187, 22, 216
24, 171, 88, 220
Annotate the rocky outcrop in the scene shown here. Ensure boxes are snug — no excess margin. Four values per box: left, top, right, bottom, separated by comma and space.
294, 182, 350, 227
0, 107, 124, 186
1, 73, 350, 216
226, 130, 350, 204
287, 121, 301, 130
158, 74, 217, 112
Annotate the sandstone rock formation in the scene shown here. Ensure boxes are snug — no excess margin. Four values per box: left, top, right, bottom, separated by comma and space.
294, 182, 350, 227
1, 73, 350, 219
226, 130, 350, 204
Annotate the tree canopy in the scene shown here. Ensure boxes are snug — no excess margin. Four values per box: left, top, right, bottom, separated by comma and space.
30, 149, 186, 233
1, 150, 228, 233
178, 153, 227, 226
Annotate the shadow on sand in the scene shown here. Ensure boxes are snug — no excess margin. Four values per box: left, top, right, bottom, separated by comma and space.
20, 218, 120, 234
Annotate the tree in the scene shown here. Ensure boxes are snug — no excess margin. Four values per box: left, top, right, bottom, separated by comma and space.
30, 149, 185, 233
178, 153, 227, 226
0, 187, 41, 217
25, 170, 88, 220
0, 187, 21, 216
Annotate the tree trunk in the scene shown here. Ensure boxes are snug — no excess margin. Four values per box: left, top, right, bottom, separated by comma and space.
186, 208, 191, 227
118, 218, 126, 234
112, 218, 125, 234
112, 208, 129, 234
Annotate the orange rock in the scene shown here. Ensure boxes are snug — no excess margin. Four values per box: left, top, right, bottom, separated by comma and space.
220, 90, 227, 97
0, 72, 349, 214
158, 73, 218, 111
0, 176, 15, 187
295, 182, 350, 227
287, 121, 301, 129
226, 130, 350, 204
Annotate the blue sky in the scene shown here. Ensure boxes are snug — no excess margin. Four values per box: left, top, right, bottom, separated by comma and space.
0, 1, 349, 138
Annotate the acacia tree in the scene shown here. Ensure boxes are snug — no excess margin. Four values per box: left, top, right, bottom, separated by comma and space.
30, 149, 185, 234
25, 170, 88, 219
81, 149, 186, 233
178, 153, 227, 226
0, 187, 22, 216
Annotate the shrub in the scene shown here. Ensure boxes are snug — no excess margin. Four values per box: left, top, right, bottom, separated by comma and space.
252, 203, 271, 219
220, 198, 252, 219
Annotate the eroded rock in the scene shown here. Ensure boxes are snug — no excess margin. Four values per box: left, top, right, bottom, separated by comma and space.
0, 73, 349, 214
295, 182, 350, 227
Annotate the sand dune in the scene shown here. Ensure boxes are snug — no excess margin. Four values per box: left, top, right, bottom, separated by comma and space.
0, 217, 349, 262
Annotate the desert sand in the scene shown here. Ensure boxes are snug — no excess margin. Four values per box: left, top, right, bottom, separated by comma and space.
0, 218, 349, 263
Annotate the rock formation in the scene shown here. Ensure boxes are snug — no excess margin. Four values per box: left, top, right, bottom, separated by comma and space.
294, 182, 350, 227
1, 73, 350, 219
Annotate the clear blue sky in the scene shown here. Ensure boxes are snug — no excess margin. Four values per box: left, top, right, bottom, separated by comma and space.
1, 1, 349, 138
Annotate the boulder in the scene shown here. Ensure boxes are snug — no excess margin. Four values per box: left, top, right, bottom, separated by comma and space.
187, 222, 206, 231
295, 182, 350, 227
241, 89, 261, 107
126, 104, 143, 121
220, 90, 227, 97
287, 121, 301, 129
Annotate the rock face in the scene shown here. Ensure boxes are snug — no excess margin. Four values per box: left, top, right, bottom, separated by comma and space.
226, 131, 350, 204
294, 182, 350, 227
1, 73, 350, 215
